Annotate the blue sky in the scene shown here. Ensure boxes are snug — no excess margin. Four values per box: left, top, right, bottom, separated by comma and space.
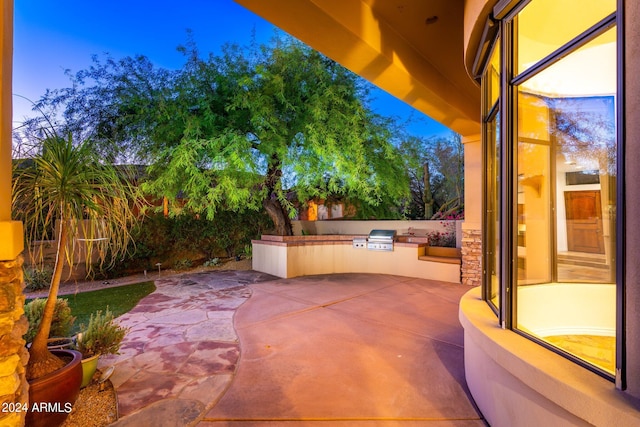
13, 0, 451, 137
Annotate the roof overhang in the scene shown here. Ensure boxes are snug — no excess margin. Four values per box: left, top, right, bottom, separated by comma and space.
234, 0, 485, 137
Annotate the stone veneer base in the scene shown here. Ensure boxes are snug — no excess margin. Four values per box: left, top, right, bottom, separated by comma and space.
0, 255, 29, 427
461, 229, 482, 287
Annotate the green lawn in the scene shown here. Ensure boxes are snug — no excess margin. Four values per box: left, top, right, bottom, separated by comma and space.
28, 281, 156, 335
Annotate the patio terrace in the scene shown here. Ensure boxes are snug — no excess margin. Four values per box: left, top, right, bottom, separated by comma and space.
99, 270, 484, 426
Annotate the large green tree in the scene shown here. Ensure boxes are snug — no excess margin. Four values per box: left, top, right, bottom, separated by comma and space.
26, 37, 409, 235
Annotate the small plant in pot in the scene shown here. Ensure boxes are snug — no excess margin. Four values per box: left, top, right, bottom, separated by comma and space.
74, 308, 129, 387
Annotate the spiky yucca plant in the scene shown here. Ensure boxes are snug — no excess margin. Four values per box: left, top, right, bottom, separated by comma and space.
12, 133, 144, 380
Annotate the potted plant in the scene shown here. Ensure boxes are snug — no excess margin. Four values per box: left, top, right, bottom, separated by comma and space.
13, 131, 144, 426
74, 308, 129, 387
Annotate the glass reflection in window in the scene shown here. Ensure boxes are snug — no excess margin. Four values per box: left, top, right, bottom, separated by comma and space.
515, 28, 616, 375
516, 0, 615, 76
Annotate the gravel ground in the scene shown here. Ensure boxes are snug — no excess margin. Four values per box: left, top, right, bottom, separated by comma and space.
62, 371, 118, 427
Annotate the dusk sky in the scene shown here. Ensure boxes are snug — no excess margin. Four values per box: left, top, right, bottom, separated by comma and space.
13, 0, 451, 138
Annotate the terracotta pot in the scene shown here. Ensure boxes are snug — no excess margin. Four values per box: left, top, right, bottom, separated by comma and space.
26, 349, 83, 427
80, 354, 100, 388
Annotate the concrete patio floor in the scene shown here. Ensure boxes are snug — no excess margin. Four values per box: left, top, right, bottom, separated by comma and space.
103, 271, 485, 426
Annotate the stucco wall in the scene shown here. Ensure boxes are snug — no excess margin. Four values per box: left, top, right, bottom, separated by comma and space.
252, 240, 462, 284
460, 287, 640, 427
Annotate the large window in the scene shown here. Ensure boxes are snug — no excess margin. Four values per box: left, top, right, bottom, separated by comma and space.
482, 0, 618, 378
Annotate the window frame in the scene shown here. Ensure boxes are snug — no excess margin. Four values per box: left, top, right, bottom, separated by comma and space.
480, 0, 624, 385
481, 34, 502, 319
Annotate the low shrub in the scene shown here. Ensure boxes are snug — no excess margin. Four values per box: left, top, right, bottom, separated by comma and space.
203, 258, 220, 267
24, 298, 76, 343
23, 266, 54, 291
426, 222, 457, 247
243, 244, 253, 259
173, 258, 193, 271
103, 209, 272, 277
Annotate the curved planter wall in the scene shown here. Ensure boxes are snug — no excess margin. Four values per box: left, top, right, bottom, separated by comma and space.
252, 236, 462, 283
459, 287, 640, 427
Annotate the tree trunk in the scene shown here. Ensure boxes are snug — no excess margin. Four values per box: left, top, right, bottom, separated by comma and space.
26, 217, 68, 380
264, 198, 293, 236
263, 156, 293, 236
423, 162, 434, 219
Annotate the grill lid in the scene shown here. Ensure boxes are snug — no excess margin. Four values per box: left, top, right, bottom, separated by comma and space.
367, 229, 396, 241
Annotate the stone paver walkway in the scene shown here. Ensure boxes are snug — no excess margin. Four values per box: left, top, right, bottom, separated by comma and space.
102, 271, 485, 426
100, 270, 277, 426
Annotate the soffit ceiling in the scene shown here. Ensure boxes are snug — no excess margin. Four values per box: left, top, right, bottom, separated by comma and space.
234, 0, 481, 136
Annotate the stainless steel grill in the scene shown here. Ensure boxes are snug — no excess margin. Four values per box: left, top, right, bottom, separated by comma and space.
366, 229, 396, 251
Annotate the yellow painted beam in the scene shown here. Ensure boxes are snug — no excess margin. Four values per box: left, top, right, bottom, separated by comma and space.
1, 0, 13, 223
0, 221, 23, 260
0, 1, 23, 261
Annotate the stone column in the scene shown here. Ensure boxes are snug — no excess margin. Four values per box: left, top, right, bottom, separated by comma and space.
0, 257, 28, 427
461, 134, 482, 287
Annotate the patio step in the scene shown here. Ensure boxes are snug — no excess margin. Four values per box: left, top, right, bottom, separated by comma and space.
419, 255, 461, 265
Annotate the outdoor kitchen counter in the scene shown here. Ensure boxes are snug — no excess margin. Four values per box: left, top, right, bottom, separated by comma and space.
256, 234, 430, 248
252, 235, 461, 283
